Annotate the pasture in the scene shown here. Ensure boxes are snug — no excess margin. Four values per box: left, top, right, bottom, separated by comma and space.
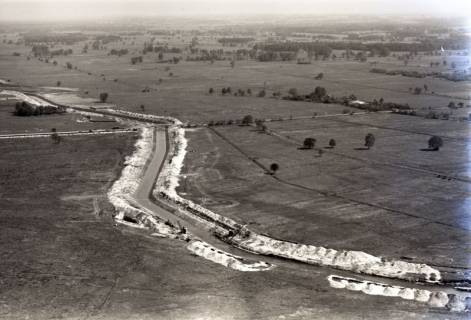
1, 31, 470, 125
178, 112, 471, 268
1, 28, 471, 273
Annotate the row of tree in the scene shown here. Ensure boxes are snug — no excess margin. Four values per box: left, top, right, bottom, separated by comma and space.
301, 133, 443, 151
14, 101, 65, 116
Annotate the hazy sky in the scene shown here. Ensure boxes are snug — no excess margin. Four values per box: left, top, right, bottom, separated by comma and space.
1, 0, 470, 21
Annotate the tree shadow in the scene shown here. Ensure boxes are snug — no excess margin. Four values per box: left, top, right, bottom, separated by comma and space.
354, 147, 370, 150
420, 148, 438, 151
298, 146, 313, 150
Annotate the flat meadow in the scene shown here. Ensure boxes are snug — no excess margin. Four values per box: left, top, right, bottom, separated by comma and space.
1, 29, 471, 270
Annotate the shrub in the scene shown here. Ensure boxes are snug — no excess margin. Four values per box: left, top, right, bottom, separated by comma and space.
428, 136, 443, 151
364, 133, 375, 149
329, 139, 336, 148
99, 92, 109, 103
241, 115, 254, 125
303, 137, 316, 149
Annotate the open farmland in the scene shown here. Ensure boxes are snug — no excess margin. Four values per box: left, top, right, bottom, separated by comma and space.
0, 95, 125, 134
1, 129, 453, 320
1, 12, 471, 319
178, 112, 471, 268
1, 25, 470, 124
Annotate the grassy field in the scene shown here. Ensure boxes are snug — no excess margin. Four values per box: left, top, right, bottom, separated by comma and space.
0, 97, 126, 134
1, 33, 470, 123
178, 112, 471, 268
0, 127, 451, 320
1, 27, 471, 318
2, 32, 471, 268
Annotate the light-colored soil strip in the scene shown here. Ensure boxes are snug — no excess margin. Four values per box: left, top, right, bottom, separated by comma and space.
327, 275, 471, 313
0, 129, 136, 139
187, 240, 274, 272
155, 121, 442, 284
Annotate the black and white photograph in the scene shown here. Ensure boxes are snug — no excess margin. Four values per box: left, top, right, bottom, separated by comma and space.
1, 0, 471, 319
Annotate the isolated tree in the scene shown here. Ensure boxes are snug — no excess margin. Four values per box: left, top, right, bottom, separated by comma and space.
311, 86, 327, 99
428, 136, 443, 151
99, 92, 109, 103
158, 52, 164, 60
56, 81, 61, 87
364, 133, 375, 149
209, 87, 214, 94
241, 114, 254, 125
414, 87, 422, 95
423, 84, 428, 92
247, 88, 252, 95
448, 101, 457, 109
270, 163, 279, 174
230, 59, 235, 68
140, 104, 145, 112
315, 72, 324, 80
257, 89, 266, 97
329, 138, 336, 148
303, 137, 316, 149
